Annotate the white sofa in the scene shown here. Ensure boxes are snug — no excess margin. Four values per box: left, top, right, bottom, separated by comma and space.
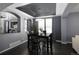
72, 35, 79, 54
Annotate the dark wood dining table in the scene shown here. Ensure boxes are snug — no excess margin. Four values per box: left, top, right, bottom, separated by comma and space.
28, 33, 53, 55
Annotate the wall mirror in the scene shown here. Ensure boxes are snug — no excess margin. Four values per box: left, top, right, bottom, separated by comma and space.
0, 12, 20, 33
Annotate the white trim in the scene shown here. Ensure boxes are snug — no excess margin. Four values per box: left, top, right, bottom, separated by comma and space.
0, 40, 27, 54
56, 40, 72, 44
3, 3, 34, 18
61, 41, 68, 44
34, 15, 62, 19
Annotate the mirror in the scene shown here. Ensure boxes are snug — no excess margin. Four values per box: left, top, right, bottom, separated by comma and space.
0, 12, 20, 33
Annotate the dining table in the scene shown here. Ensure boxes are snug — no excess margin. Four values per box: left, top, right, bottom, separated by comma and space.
28, 33, 53, 55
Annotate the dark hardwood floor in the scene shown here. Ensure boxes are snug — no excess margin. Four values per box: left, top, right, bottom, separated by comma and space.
0, 40, 78, 55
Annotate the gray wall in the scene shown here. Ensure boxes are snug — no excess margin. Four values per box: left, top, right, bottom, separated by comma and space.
67, 13, 79, 42
61, 12, 79, 42
53, 16, 61, 41
61, 16, 68, 42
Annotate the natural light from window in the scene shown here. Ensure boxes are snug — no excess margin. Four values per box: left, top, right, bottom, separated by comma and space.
46, 18, 52, 34
36, 18, 52, 34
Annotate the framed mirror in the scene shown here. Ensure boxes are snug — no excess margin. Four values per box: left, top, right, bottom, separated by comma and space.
0, 12, 20, 33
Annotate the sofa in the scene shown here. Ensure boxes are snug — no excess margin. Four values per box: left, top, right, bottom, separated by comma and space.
72, 35, 79, 54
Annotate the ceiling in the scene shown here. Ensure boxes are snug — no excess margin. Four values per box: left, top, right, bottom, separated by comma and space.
63, 3, 79, 16
16, 3, 56, 17
0, 3, 13, 11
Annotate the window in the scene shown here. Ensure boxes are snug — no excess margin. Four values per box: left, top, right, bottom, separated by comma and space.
36, 17, 52, 34
46, 18, 52, 34
36, 19, 44, 33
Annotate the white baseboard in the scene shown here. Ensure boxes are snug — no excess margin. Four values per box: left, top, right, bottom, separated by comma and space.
0, 40, 27, 54
56, 40, 72, 44
9, 40, 21, 48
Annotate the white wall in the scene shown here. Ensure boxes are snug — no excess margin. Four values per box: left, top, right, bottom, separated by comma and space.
56, 3, 68, 16
0, 3, 33, 53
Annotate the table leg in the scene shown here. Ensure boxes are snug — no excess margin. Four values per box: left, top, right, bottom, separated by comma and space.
47, 38, 49, 54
